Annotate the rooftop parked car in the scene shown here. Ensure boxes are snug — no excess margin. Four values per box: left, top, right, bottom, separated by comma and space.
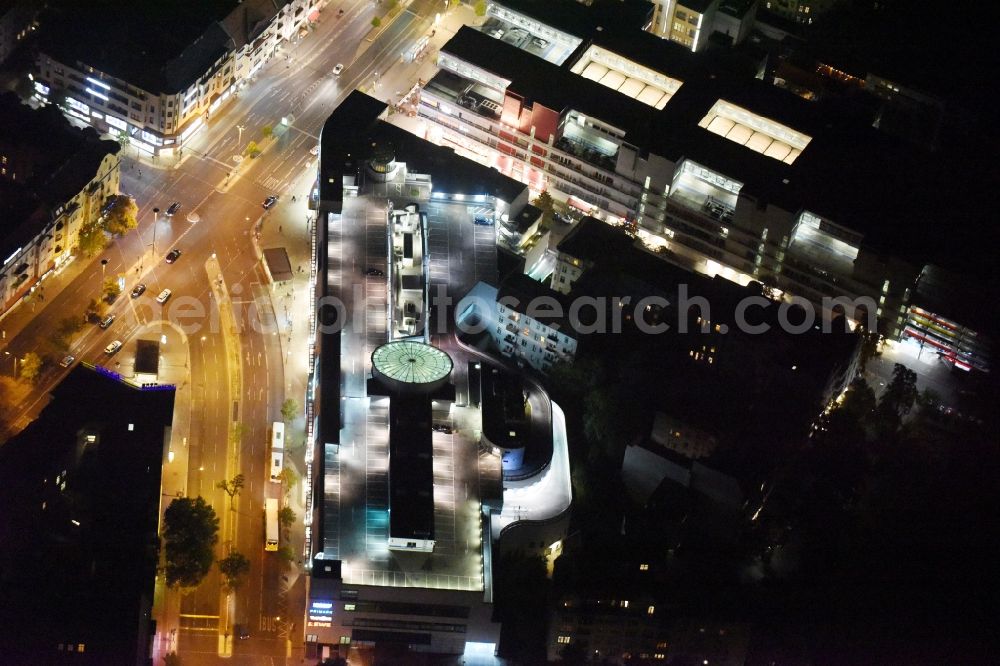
165, 249, 181, 263
166, 202, 181, 216
263, 195, 279, 209
130, 283, 146, 298
99, 314, 116, 329
104, 340, 122, 355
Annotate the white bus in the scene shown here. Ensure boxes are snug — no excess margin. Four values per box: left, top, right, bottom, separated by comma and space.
264, 498, 279, 552
269, 421, 285, 483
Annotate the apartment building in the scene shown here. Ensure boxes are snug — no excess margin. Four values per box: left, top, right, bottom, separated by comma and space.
0, 0, 36, 65
412, 3, 981, 356
32, 0, 317, 156
0, 94, 120, 316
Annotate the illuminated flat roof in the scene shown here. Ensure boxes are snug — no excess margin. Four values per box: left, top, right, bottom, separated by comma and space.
571, 46, 683, 110
372, 341, 453, 385
698, 99, 812, 164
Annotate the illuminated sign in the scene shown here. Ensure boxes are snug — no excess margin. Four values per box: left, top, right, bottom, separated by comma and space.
307, 600, 333, 627
86, 77, 110, 90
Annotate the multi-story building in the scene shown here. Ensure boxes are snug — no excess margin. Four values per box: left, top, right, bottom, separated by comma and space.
458, 276, 579, 373
32, 0, 317, 156
762, 0, 842, 24
0, 93, 120, 316
0, 0, 36, 65
410, 1, 989, 368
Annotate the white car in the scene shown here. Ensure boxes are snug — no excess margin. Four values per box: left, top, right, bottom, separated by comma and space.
104, 340, 122, 355
333, 63, 344, 76
156, 288, 172, 304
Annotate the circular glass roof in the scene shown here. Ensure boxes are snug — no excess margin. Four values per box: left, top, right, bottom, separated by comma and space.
372, 341, 453, 384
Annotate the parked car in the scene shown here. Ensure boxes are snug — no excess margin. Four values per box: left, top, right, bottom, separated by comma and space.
130, 283, 146, 298
474, 215, 494, 226
104, 340, 122, 355
432, 423, 454, 434
99, 314, 116, 329
156, 288, 172, 304
263, 195, 279, 209
333, 63, 344, 76
59, 355, 75, 368
364, 267, 385, 277
165, 249, 181, 263
166, 202, 181, 216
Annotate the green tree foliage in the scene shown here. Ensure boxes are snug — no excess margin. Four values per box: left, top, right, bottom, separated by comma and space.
229, 422, 245, 447
244, 140, 261, 158
85, 297, 107, 322
276, 544, 296, 568
874, 363, 918, 437
162, 496, 219, 588
19, 352, 43, 384
531, 190, 555, 229
280, 398, 299, 422
102, 277, 121, 303
115, 130, 130, 148
370, 16, 381, 28
474, 0, 487, 16
216, 473, 245, 511
217, 550, 251, 591
278, 505, 296, 528
278, 466, 299, 496
102, 195, 138, 236
261, 124, 273, 140
77, 218, 107, 257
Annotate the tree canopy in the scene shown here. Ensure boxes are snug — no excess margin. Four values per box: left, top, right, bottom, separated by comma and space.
162, 496, 219, 588
218, 550, 251, 591
102, 194, 138, 236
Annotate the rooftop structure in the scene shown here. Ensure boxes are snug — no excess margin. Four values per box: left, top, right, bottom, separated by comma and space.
0, 366, 175, 665
371, 340, 454, 393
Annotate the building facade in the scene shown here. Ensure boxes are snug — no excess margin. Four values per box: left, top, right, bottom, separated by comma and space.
0, 96, 121, 316
0, 0, 36, 65
32, 0, 317, 156
413, 9, 965, 351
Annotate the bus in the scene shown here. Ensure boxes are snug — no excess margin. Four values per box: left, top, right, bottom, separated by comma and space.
264, 498, 279, 552
269, 421, 285, 483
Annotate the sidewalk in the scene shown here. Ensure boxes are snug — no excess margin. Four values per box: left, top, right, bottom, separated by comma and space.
255, 164, 317, 661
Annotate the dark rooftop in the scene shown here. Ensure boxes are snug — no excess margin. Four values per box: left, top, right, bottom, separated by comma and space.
509, 203, 542, 234
497, 272, 577, 337
557, 216, 634, 261
0, 366, 175, 665
37, 0, 285, 94
388, 394, 434, 541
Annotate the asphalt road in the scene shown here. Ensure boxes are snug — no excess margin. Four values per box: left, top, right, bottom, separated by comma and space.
0, 0, 446, 663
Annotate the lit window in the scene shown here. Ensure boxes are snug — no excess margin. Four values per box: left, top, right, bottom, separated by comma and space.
340, 636, 351, 644
639, 563, 649, 571
647, 605, 655, 615
621, 600, 629, 608
128, 423, 134, 431
344, 603, 356, 611
557, 635, 571, 644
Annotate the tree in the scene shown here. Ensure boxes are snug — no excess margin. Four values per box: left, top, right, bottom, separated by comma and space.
474, 0, 487, 16
162, 496, 219, 588
261, 124, 273, 140
371, 16, 381, 28
276, 544, 296, 568
216, 473, 245, 511
102, 195, 138, 236
280, 398, 299, 422
278, 505, 296, 528
52, 316, 84, 351
278, 466, 299, 495
102, 277, 121, 303
115, 130, 131, 149
19, 352, 43, 384
386, 0, 398, 11
77, 218, 107, 257
531, 190, 555, 229
874, 363, 918, 436
85, 298, 108, 323
858, 328, 881, 372
229, 422, 245, 447
217, 550, 251, 591
244, 140, 261, 158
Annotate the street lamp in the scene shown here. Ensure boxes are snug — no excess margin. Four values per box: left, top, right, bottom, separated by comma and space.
99, 258, 108, 300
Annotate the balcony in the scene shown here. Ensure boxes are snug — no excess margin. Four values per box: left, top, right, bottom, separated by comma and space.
554, 135, 617, 172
